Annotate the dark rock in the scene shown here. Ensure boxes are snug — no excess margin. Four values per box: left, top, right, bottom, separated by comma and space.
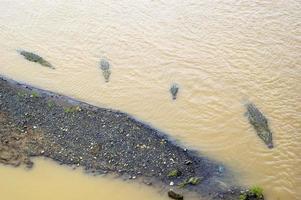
168, 190, 183, 200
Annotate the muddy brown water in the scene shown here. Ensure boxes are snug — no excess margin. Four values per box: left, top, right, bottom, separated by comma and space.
0, 158, 171, 200
0, 0, 300, 199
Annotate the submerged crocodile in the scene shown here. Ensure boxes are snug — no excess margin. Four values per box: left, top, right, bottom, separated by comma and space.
18, 50, 54, 69
100, 58, 111, 82
170, 83, 179, 100
245, 103, 273, 148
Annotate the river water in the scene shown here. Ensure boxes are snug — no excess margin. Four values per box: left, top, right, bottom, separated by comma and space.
0, 0, 300, 199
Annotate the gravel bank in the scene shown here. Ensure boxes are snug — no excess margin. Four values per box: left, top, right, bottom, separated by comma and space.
0, 76, 245, 199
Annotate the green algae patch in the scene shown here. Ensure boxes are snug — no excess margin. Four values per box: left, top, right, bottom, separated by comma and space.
64, 106, 81, 113
178, 177, 201, 188
239, 186, 264, 200
167, 169, 182, 178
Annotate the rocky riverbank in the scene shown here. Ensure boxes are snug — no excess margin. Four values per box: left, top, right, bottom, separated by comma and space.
0, 76, 262, 200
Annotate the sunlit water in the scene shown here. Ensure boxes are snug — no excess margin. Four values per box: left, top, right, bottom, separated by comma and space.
0, 0, 300, 200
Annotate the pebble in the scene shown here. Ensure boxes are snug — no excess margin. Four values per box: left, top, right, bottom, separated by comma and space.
184, 160, 192, 165
168, 190, 183, 200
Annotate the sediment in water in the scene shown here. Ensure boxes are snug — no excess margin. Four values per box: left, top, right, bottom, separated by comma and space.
0, 76, 246, 199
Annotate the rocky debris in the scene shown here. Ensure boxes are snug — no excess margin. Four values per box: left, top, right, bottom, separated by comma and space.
168, 190, 184, 200
18, 50, 54, 69
170, 83, 179, 100
100, 59, 111, 82
0, 77, 252, 200
0, 113, 45, 168
245, 103, 273, 148
239, 186, 264, 200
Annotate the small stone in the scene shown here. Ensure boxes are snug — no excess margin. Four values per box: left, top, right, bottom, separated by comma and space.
218, 166, 224, 173
143, 180, 152, 185
184, 160, 192, 165
168, 190, 183, 200
169, 181, 174, 186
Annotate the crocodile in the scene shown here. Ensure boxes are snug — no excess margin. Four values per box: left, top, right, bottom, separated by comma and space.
170, 83, 179, 100
100, 58, 111, 82
18, 50, 54, 69
245, 103, 273, 148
